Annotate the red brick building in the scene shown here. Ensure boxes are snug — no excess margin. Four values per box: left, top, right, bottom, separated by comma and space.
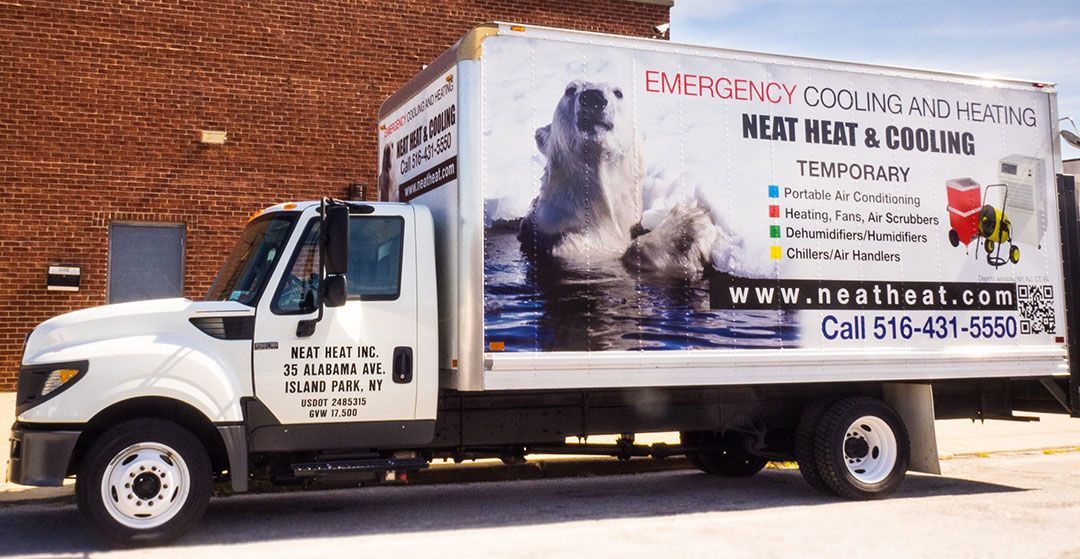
0, 0, 671, 389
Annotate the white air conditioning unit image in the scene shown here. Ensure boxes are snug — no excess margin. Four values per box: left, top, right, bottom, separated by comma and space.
996, 154, 1047, 248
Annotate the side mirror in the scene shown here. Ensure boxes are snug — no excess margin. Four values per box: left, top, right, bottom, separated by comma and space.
322, 274, 348, 308
323, 204, 350, 276
296, 200, 351, 338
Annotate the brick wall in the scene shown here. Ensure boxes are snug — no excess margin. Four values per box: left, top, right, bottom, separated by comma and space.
0, 1, 670, 390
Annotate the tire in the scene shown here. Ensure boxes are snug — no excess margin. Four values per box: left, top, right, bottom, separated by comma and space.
681, 431, 768, 477
811, 397, 910, 500
76, 419, 212, 546
948, 229, 959, 247
794, 398, 835, 494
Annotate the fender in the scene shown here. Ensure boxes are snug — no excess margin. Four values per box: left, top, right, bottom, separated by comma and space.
18, 332, 250, 424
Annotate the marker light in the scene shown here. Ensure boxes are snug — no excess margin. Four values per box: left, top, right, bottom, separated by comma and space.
40, 368, 80, 396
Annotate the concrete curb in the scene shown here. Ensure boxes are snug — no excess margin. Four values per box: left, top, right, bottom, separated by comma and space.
0, 483, 74, 507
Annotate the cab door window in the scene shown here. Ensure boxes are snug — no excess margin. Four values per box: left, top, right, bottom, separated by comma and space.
272, 216, 405, 314
347, 216, 404, 300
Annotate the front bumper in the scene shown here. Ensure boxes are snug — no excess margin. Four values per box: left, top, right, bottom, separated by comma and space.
7, 424, 81, 487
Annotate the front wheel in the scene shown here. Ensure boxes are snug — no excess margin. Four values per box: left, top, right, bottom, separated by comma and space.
810, 397, 909, 500
76, 419, 211, 546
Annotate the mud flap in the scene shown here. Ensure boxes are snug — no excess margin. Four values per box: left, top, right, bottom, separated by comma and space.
884, 383, 941, 475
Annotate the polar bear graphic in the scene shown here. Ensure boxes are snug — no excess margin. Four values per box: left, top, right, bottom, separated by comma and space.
520, 80, 718, 277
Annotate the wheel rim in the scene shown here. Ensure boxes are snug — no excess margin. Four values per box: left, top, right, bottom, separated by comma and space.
842, 416, 897, 484
100, 442, 191, 530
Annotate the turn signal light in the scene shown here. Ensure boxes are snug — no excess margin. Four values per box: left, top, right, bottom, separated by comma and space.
40, 368, 79, 396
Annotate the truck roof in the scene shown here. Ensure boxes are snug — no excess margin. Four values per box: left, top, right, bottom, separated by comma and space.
379, 22, 1055, 121
254, 200, 407, 218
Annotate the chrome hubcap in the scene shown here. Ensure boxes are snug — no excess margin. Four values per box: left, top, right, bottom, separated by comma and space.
100, 442, 190, 529
843, 416, 897, 484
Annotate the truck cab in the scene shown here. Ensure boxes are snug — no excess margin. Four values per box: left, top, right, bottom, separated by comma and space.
9, 199, 438, 543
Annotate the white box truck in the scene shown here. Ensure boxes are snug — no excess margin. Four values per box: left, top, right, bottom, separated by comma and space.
9, 23, 1080, 544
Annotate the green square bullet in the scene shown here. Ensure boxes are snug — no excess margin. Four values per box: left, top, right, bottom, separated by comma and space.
770, 225, 781, 238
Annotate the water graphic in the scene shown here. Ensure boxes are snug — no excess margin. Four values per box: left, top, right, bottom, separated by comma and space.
483, 227, 799, 352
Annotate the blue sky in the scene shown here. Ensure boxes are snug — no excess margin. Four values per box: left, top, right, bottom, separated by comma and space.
671, 0, 1080, 161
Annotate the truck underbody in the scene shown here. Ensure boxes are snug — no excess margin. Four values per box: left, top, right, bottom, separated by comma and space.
238, 374, 1075, 489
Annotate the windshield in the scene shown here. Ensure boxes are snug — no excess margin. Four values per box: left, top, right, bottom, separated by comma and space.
205, 213, 299, 305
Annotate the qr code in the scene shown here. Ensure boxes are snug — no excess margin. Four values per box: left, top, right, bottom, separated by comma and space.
1017, 284, 1056, 335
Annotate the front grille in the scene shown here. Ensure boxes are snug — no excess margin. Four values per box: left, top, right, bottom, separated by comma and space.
15, 366, 49, 413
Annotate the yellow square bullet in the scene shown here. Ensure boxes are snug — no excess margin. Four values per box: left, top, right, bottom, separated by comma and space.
770, 246, 782, 259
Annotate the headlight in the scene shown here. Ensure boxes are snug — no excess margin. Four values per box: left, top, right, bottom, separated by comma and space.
15, 360, 88, 415
39, 368, 81, 396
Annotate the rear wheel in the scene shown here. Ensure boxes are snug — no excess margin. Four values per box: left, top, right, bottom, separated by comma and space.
810, 397, 910, 500
681, 431, 768, 477
948, 229, 959, 247
794, 398, 835, 494
76, 419, 211, 546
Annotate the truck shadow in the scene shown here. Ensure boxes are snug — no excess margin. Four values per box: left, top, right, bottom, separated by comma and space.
0, 467, 1026, 555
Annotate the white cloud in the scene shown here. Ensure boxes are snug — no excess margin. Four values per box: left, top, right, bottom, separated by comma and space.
924, 17, 1080, 38
670, 0, 748, 23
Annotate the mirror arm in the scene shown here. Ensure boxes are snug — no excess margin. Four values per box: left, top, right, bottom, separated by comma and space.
296, 197, 331, 338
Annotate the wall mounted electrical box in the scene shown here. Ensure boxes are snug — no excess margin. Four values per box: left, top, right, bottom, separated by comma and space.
46, 266, 80, 292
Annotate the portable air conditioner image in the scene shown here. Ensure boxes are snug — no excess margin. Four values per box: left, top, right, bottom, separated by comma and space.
997, 154, 1046, 248
946, 177, 982, 248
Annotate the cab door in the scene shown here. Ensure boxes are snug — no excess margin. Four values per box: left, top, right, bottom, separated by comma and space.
251, 205, 418, 429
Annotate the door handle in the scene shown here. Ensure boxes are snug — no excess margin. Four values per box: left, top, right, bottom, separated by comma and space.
392, 346, 413, 384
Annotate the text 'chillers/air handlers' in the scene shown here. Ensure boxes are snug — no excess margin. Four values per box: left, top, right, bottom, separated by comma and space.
741, 114, 976, 155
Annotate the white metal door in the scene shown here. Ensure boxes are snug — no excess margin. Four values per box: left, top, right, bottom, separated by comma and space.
251, 206, 418, 425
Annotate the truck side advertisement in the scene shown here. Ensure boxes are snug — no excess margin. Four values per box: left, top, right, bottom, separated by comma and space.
475, 34, 1063, 355
378, 67, 458, 203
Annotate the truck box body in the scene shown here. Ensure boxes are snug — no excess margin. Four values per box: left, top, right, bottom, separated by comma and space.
378, 23, 1068, 392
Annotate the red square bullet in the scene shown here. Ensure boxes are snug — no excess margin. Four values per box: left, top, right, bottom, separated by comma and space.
768, 204, 780, 218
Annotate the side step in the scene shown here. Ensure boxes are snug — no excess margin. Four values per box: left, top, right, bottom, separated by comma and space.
291, 457, 429, 478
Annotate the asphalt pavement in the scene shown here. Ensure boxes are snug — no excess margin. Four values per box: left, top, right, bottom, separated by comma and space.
1, 450, 1078, 558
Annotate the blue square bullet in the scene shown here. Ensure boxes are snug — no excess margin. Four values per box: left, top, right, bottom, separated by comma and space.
768, 184, 779, 198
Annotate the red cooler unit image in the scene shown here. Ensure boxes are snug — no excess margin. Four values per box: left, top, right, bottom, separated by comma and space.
946, 177, 982, 247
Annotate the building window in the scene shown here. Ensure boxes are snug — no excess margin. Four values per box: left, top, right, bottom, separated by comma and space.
107, 223, 185, 304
